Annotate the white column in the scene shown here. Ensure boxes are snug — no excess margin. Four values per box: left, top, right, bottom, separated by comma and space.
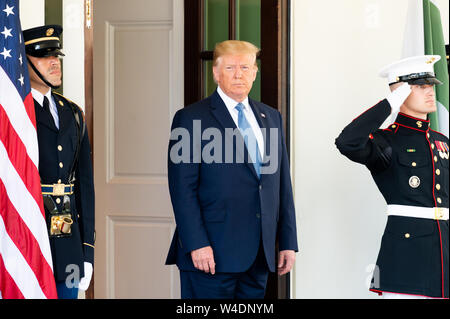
62, 0, 85, 110
19, 0, 45, 30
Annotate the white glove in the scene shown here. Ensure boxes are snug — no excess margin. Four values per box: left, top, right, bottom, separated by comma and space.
78, 262, 93, 291
387, 83, 412, 114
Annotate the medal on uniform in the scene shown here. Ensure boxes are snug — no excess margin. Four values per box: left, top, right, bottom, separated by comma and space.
409, 176, 421, 189
436, 141, 449, 160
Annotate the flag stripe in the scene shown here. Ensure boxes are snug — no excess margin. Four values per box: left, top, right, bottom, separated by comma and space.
0, 67, 39, 166
437, 102, 449, 137
0, 101, 44, 218
0, 141, 52, 268
0, 180, 55, 299
402, 0, 425, 57
0, 255, 25, 299
0, 216, 46, 299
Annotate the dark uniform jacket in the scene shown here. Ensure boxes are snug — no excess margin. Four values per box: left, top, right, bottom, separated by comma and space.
336, 99, 449, 298
34, 92, 95, 282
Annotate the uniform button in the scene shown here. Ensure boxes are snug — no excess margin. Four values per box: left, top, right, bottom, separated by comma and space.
436, 169, 441, 176
412, 162, 417, 167
431, 144, 435, 150
437, 198, 442, 204
404, 233, 411, 239
427, 133, 430, 139
59, 162, 63, 168
391, 125, 397, 129
56, 198, 61, 204
434, 156, 438, 163
57, 145, 63, 151
259, 185, 262, 190
436, 184, 441, 191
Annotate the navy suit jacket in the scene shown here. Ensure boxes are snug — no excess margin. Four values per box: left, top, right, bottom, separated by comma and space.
166, 91, 298, 273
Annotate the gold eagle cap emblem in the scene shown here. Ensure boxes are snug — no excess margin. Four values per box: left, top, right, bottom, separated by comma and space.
46, 28, 54, 37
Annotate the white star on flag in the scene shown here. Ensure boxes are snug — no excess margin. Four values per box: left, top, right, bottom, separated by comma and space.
1, 26, 12, 39
2, 4, 14, 16
18, 73, 24, 86
1, 47, 11, 59
18, 53, 22, 65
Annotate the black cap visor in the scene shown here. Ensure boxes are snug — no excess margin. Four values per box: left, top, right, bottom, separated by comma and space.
25, 40, 65, 57
407, 77, 442, 85
390, 72, 443, 86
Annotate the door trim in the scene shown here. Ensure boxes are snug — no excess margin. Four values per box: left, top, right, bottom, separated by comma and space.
84, 0, 94, 299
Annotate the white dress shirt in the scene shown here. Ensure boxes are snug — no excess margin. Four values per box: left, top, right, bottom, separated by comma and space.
31, 88, 59, 129
217, 86, 265, 159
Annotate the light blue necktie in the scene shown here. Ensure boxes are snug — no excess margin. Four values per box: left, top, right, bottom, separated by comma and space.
235, 103, 262, 178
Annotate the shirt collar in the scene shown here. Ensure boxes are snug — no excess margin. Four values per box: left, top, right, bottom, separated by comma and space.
217, 86, 250, 113
394, 112, 430, 132
31, 88, 52, 107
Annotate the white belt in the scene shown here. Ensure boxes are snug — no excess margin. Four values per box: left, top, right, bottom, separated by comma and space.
387, 205, 449, 221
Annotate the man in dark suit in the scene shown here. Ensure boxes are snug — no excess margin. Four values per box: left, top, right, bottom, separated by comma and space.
23, 25, 95, 299
166, 40, 298, 299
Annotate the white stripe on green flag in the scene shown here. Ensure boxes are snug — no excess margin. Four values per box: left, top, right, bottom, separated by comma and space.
424, 0, 449, 136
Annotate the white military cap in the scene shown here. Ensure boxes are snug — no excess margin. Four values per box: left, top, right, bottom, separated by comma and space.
379, 55, 442, 85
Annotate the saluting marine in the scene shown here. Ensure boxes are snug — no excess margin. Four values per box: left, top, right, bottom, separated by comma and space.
23, 25, 95, 299
336, 55, 448, 299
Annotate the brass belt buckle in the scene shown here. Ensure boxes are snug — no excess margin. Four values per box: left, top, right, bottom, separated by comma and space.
53, 183, 65, 196
434, 208, 445, 220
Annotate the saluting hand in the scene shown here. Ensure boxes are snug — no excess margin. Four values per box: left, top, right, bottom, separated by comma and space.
387, 82, 412, 114
278, 250, 296, 276
191, 246, 216, 275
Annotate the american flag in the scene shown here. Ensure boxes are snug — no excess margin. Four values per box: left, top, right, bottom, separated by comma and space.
0, 0, 57, 298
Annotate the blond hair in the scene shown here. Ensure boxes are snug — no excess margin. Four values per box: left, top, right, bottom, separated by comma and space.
213, 40, 260, 67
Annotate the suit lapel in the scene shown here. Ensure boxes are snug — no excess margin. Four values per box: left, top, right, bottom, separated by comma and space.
209, 91, 238, 131
209, 91, 260, 180
34, 98, 58, 132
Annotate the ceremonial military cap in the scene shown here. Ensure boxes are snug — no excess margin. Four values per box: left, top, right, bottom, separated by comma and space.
379, 55, 442, 85
23, 25, 65, 57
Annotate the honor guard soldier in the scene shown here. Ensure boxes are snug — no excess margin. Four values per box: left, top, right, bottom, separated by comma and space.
23, 25, 95, 299
336, 55, 449, 299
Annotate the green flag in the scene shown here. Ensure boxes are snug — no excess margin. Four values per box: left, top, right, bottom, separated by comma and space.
423, 0, 449, 136
403, 0, 449, 136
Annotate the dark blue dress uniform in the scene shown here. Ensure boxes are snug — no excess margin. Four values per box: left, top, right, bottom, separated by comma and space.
24, 24, 95, 288
335, 99, 449, 298
34, 92, 95, 283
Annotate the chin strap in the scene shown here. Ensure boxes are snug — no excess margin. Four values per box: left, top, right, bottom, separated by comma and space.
28, 59, 61, 89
